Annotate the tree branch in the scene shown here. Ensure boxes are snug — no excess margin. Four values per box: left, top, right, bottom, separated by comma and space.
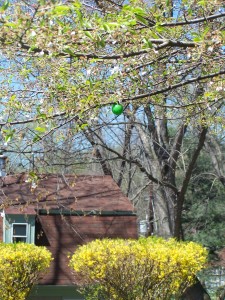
174, 126, 208, 238
122, 69, 225, 103
16, 39, 195, 60
161, 12, 225, 27
169, 124, 188, 172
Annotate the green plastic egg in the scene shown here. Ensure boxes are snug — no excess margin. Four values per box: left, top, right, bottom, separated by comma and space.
112, 103, 123, 115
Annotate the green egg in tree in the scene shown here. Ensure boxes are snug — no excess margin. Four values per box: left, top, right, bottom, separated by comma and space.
112, 103, 123, 115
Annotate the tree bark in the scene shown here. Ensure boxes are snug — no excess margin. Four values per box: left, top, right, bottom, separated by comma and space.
205, 136, 225, 186
174, 126, 208, 239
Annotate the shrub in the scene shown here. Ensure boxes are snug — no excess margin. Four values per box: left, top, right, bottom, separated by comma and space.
0, 243, 52, 300
69, 237, 207, 300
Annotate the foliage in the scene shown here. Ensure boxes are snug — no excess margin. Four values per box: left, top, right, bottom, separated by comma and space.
183, 151, 225, 249
0, 0, 224, 133
0, 0, 225, 240
0, 243, 52, 300
69, 237, 207, 300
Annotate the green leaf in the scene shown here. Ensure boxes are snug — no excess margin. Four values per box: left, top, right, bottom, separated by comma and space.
38, 113, 47, 120
0, 0, 9, 12
97, 37, 105, 48
150, 31, 160, 39
29, 171, 38, 179
5, 134, 12, 143
80, 123, 88, 130
200, 26, 209, 40
107, 22, 120, 28
2, 128, 15, 143
73, 0, 81, 9
63, 48, 75, 56
143, 38, 153, 48
132, 7, 146, 16
103, 23, 111, 32
86, 80, 93, 88
122, 5, 132, 12
10, 95, 16, 101
188, 8, 193, 15
84, 31, 94, 40
33, 136, 41, 143
35, 126, 46, 133
197, 0, 206, 6
52, 5, 70, 16
155, 25, 165, 33
28, 46, 38, 53
123, 19, 137, 26
135, 14, 148, 25
56, 84, 66, 91
5, 22, 17, 28
76, 10, 83, 23
89, 80, 93, 88
204, 92, 213, 97
193, 37, 202, 42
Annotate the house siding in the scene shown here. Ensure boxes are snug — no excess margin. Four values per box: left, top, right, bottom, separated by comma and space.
36, 214, 137, 285
0, 174, 138, 299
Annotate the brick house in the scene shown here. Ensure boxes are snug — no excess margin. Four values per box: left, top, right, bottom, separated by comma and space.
0, 173, 137, 300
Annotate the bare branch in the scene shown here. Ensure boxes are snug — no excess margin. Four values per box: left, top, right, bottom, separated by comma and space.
161, 12, 225, 27
122, 69, 225, 103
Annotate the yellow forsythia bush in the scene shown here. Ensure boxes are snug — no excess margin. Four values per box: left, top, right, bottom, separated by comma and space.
69, 237, 207, 300
0, 243, 52, 300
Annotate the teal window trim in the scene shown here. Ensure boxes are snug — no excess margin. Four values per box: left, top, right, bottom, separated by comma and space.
2, 211, 5, 243
4, 214, 35, 244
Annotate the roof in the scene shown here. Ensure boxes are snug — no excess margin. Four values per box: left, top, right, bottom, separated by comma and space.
0, 173, 138, 286
0, 174, 135, 215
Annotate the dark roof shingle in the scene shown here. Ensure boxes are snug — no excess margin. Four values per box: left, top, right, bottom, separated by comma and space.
0, 174, 135, 214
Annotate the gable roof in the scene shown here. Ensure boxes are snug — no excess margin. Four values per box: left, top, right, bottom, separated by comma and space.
0, 174, 138, 286
0, 174, 135, 215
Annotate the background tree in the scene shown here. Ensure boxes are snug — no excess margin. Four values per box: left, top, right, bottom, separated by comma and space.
182, 132, 225, 249
0, 0, 224, 239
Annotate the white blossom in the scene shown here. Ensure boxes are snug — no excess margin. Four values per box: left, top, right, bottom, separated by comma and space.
47, 42, 53, 48
207, 46, 213, 52
111, 65, 120, 75
39, 50, 45, 56
216, 86, 223, 91
30, 31, 36, 37
86, 68, 92, 76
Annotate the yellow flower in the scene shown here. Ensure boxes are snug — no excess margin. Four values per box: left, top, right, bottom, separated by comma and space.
69, 237, 207, 300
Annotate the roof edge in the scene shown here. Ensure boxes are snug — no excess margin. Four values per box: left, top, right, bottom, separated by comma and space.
37, 208, 136, 216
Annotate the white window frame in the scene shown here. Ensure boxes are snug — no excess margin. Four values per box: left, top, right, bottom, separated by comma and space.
11, 223, 28, 243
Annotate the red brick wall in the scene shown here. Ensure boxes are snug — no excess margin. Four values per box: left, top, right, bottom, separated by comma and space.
37, 214, 137, 285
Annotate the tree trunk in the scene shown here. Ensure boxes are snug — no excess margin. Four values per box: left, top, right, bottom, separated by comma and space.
151, 184, 174, 237
174, 127, 208, 239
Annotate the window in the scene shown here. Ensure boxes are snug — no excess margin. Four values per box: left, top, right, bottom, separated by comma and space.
12, 223, 28, 243
3, 214, 35, 244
